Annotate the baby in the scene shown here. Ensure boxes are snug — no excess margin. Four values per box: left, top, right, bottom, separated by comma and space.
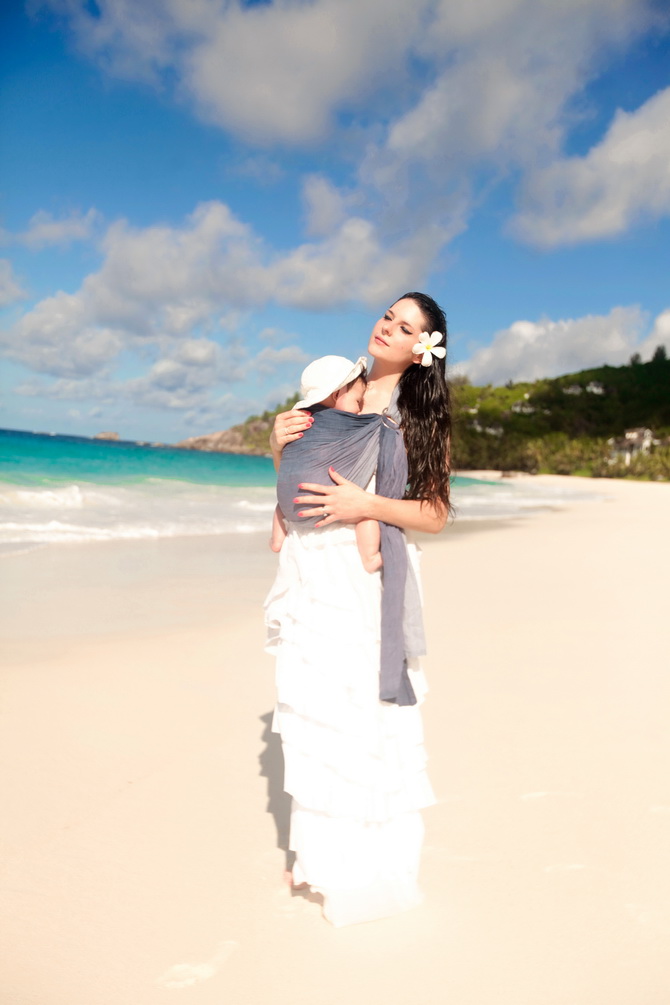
270, 355, 382, 573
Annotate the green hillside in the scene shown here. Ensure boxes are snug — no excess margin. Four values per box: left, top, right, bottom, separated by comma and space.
451, 352, 669, 477
221, 352, 670, 478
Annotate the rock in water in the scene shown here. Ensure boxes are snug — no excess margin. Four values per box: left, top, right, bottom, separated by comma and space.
176, 419, 272, 455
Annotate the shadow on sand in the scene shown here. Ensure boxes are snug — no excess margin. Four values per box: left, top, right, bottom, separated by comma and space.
258, 711, 292, 869
258, 710, 325, 911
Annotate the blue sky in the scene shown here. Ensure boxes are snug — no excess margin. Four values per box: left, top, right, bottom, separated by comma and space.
1, 0, 669, 442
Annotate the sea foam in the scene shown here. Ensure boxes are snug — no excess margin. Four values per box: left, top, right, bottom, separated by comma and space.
0, 480, 278, 546
0, 474, 597, 548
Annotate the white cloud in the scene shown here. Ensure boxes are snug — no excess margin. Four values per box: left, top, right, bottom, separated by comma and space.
228, 154, 285, 187
255, 345, 309, 375
173, 338, 220, 367
359, 0, 655, 204
257, 327, 283, 345
302, 175, 348, 238
181, 393, 241, 430
16, 375, 115, 401
34, 0, 664, 268
462, 305, 648, 384
123, 360, 220, 411
64, 339, 302, 414
8, 208, 102, 249
39, 0, 419, 143
8, 290, 124, 377
2, 202, 261, 379
2, 199, 441, 380
271, 216, 449, 311
41, 0, 656, 166
0, 259, 26, 307
122, 335, 284, 409
639, 309, 670, 358
90, 202, 265, 331
511, 87, 670, 246
181, 0, 415, 143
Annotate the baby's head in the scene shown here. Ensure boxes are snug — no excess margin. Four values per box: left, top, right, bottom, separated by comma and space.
324, 374, 367, 413
295, 355, 368, 414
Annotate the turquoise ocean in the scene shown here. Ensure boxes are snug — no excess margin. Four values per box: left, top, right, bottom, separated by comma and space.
0, 428, 587, 549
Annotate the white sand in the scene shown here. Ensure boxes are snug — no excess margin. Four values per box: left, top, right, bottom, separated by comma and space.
1, 476, 669, 1004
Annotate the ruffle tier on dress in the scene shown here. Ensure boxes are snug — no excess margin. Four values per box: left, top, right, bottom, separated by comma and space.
264, 522, 435, 927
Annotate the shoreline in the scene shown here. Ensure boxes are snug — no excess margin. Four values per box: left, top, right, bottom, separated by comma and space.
0, 469, 614, 562
0, 473, 632, 650
0, 517, 511, 652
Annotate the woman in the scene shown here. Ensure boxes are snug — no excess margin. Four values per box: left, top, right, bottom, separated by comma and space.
265, 292, 452, 926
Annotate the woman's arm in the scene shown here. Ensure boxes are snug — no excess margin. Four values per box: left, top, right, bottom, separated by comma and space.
294, 468, 448, 534
365, 494, 447, 534
269, 408, 313, 471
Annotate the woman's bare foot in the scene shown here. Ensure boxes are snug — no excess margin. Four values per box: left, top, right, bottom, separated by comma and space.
283, 869, 308, 890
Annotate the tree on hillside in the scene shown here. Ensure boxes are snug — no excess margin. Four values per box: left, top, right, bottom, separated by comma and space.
651, 345, 667, 363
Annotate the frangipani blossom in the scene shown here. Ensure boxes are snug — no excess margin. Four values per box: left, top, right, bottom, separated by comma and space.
412, 331, 446, 367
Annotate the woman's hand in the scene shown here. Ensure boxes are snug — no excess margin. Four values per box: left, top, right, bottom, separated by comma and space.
270, 408, 313, 469
294, 468, 373, 528
297, 469, 448, 534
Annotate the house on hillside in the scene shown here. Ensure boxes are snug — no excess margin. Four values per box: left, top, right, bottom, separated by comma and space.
562, 384, 583, 395
511, 400, 536, 414
469, 419, 504, 436
607, 427, 655, 466
586, 381, 605, 394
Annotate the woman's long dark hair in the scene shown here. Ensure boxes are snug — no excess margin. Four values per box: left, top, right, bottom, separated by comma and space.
396, 292, 452, 513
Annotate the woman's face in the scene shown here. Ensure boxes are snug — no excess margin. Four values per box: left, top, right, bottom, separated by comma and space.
367, 298, 426, 370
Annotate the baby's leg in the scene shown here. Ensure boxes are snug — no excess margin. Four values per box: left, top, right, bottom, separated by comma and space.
355, 519, 382, 573
270, 504, 288, 553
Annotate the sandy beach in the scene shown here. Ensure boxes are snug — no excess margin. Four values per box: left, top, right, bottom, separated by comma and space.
1, 475, 669, 1005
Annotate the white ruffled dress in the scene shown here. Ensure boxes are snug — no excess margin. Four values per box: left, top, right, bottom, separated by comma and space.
264, 518, 435, 927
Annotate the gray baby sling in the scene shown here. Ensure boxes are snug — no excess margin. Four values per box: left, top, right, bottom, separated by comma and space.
276, 395, 426, 706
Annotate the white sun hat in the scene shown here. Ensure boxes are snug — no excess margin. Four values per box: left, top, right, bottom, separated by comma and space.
295, 355, 368, 410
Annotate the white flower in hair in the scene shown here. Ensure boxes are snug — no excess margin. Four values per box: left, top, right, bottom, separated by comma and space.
412, 331, 446, 367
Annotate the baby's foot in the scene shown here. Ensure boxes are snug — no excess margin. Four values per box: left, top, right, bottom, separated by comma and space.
362, 552, 383, 574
